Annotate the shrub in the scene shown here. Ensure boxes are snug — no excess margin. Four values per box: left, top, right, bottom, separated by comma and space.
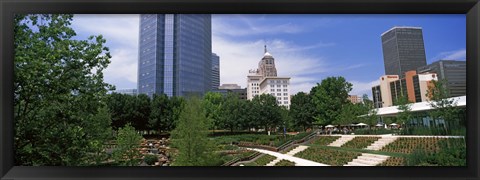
295, 147, 361, 166
144, 154, 158, 165
275, 159, 295, 166
380, 137, 442, 154
405, 138, 466, 166
377, 157, 405, 166
353, 128, 396, 135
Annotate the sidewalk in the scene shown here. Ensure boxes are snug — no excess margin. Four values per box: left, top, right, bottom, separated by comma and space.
246, 148, 330, 166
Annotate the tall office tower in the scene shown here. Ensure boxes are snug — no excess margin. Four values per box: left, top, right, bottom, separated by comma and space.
381, 26, 427, 78
137, 14, 212, 97
211, 53, 220, 90
247, 46, 291, 108
417, 60, 466, 97
258, 45, 278, 77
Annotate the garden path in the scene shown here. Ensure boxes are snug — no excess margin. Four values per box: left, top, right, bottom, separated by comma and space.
246, 148, 330, 166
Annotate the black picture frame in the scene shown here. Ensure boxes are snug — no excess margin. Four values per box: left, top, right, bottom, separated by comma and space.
1, 0, 479, 180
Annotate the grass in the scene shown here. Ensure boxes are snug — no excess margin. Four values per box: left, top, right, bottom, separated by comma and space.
275, 159, 295, 166
243, 154, 277, 166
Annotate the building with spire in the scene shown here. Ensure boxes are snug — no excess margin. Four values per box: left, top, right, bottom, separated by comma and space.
247, 46, 291, 108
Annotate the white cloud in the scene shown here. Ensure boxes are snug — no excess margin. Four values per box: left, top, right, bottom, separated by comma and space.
213, 36, 328, 91
71, 14, 140, 89
213, 15, 304, 36
349, 79, 380, 99
430, 49, 466, 62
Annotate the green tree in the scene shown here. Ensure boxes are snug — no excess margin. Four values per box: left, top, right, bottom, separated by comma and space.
170, 97, 218, 166
396, 95, 413, 125
132, 94, 151, 131
149, 93, 170, 134
219, 93, 242, 132
310, 76, 353, 126
252, 94, 282, 134
203, 92, 223, 131
336, 103, 367, 125
112, 124, 143, 166
290, 92, 315, 131
14, 14, 113, 165
426, 79, 462, 132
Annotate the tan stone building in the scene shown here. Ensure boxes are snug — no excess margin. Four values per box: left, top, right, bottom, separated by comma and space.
247, 46, 291, 108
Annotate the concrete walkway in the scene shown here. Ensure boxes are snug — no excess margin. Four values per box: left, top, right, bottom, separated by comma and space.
246, 148, 330, 166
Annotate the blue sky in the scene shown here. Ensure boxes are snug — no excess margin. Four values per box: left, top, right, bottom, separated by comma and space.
71, 14, 466, 98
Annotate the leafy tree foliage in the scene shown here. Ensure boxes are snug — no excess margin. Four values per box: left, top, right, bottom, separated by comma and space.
335, 102, 368, 125
219, 93, 243, 132
14, 14, 113, 165
203, 92, 223, 130
170, 97, 219, 166
290, 92, 315, 131
426, 79, 463, 131
252, 94, 282, 133
396, 95, 413, 124
310, 76, 352, 125
112, 124, 143, 166
149, 93, 170, 133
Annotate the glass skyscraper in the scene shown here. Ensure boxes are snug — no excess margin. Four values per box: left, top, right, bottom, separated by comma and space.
138, 14, 212, 97
381, 27, 427, 79
211, 53, 220, 90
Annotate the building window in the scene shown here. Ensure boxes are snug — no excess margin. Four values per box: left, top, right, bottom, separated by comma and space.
270, 85, 274, 87
277, 93, 281, 96
277, 89, 281, 92
284, 101, 288, 104
284, 93, 288, 96
277, 85, 281, 87
283, 85, 287, 87
283, 89, 288, 92
284, 97, 288, 100
271, 93, 275, 96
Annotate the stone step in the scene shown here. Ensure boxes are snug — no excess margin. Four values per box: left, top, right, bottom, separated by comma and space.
357, 155, 388, 162
285, 145, 309, 156
265, 158, 282, 166
350, 159, 381, 166
328, 136, 356, 147
345, 161, 370, 166
361, 153, 390, 159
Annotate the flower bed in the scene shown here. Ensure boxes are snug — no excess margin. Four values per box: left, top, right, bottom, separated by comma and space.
244, 154, 277, 166
377, 157, 405, 166
310, 136, 340, 146
341, 137, 380, 149
295, 147, 361, 166
275, 159, 295, 166
380, 137, 442, 154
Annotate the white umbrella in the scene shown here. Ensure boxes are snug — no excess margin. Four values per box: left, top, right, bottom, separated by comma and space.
375, 124, 383, 127
325, 125, 335, 128
356, 123, 368, 126
390, 123, 399, 126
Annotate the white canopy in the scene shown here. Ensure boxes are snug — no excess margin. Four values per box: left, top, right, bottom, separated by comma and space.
389, 123, 399, 126
325, 125, 335, 128
356, 123, 368, 126
375, 124, 383, 127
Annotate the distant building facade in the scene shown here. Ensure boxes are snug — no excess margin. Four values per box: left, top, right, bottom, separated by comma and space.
381, 27, 427, 78
112, 88, 138, 96
247, 46, 291, 108
372, 72, 437, 108
211, 53, 220, 90
417, 60, 466, 98
219, 84, 242, 90
212, 84, 247, 100
348, 95, 363, 104
137, 14, 212, 97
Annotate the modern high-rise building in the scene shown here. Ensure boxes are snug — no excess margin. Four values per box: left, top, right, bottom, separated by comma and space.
247, 46, 291, 108
211, 53, 220, 90
381, 26, 427, 78
137, 14, 212, 97
417, 60, 466, 98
